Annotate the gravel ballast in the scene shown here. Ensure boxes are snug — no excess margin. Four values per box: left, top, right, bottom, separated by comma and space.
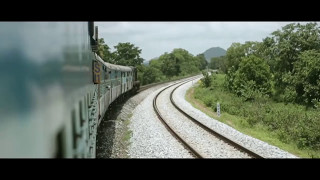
96, 81, 183, 158
129, 82, 193, 158
173, 78, 298, 158
157, 82, 251, 158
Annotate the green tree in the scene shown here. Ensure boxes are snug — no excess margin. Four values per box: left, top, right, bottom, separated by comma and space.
291, 50, 320, 107
142, 66, 164, 84
195, 53, 208, 70
171, 48, 200, 76
225, 41, 260, 70
112, 42, 144, 66
209, 56, 227, 73
149, 58, 163, 70
225, 41, 261, 91
232, 55, 272, 100
97, 38, 113, 63
159, 52, 178, 78
140, 48, 204, 84
263, 23, 320, 97
136, 64, 146, 85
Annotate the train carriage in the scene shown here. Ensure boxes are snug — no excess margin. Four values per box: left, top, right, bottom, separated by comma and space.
0, 22, 139, 158
94, 54, 135, 124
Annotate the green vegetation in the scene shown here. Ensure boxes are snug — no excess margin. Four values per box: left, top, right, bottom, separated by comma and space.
122, 119, 133, 143
202, 70, 212, 88
98, 40, 144, 67
189, 74, 320, 158
209, 56, 227, 73
227, 55, 272, 100
137, 49, 207, 85
97, 39, 207, 86
97, 22, 320, 157
188, 23, 320, 158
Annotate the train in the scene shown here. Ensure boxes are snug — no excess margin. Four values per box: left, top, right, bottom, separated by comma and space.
0, 22, 140, 158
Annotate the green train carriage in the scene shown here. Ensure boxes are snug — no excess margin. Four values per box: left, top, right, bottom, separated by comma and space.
0, 22, 139, 158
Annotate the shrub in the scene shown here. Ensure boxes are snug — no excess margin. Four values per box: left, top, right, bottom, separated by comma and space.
201, 71, 212, 88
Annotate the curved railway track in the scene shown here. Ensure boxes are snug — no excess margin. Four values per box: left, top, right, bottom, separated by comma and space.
137, 74, 201, 93
153, 76, 202, 158
153, 77, 264, 159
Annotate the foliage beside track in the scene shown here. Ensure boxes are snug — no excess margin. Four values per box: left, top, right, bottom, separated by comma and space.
137, 50, 207, 85
191, 74, 320, 158
191, 23, 320, 158
97, 40, 208, 86
96, 22, 320, 158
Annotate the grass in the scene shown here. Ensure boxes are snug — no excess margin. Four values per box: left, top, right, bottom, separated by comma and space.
185, 75, 320, 158
122, 120, 132, 144
122, 115, 133, 143
117, 114, 133, 158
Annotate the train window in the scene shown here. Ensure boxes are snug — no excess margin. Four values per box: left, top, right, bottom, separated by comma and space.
111, 70, 115, 79
105, 70, 109, 80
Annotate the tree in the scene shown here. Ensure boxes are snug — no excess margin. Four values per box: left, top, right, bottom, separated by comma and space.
225, 41, 260, 70
136, 64, 146, 85
225, 41, 261, 91
209, 56, 227, 73
138, 48, 205, 84
291, 50, 320, 107
263, 23, 320, 96
149, 58, 163, 70
195, 53, 208, 70
159, 53, 178, 78
112, 42, 144, 66
231, 55, 272, 100
171, 48, 200, 76
142, 66, 164, 85
97, 38, 113, 63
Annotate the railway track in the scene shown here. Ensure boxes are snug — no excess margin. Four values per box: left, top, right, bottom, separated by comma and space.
137, 74, 201, 93
153, 77, 264, 159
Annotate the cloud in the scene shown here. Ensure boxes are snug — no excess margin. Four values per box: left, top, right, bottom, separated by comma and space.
96, 21, 319, 61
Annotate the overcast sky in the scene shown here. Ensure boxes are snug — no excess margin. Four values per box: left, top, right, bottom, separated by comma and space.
96, 22, 317, 62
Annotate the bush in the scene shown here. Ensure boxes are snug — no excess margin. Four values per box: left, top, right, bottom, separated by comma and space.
234, 55, 272, 98
193, 75, 320, 151
201, 71, 212, 88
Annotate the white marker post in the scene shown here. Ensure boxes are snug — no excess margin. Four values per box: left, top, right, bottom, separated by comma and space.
217, 102, 220, 117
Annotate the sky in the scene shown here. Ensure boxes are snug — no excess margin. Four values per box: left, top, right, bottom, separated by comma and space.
96, 22, 318, 62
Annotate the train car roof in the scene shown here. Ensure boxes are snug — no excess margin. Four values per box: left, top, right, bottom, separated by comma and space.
95, 53, 133, 72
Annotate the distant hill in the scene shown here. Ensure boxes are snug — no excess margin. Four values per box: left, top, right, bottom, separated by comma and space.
203, 47, 226, 62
